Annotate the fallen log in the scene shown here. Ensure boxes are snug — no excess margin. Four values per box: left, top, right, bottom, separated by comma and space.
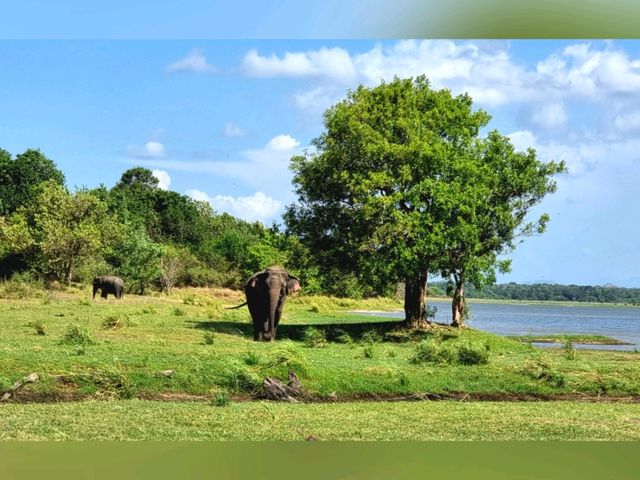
261, 371, 305, 402
1, 373, 39, 402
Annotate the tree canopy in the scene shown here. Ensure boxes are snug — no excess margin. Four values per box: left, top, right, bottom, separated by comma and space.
286, 76, 565, 327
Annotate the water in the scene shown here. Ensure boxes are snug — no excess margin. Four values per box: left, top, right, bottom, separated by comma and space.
361, 300, 640, 351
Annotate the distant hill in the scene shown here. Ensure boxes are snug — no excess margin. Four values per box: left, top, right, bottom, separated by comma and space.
428, 281, 640, 305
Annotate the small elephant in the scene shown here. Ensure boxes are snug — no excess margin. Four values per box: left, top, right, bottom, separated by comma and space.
92, 276, 124, 300
231, 266, 301, 342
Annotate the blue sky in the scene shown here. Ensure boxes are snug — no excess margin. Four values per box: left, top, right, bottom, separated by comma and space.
2, 39, 640, 287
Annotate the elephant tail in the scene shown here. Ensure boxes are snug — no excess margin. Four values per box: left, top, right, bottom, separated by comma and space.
226, 302, 247, 310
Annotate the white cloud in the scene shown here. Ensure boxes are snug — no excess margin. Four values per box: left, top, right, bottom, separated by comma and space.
151, 169, 171, 190
126, 141, 166, 159
221, 122, 248, 138
166, 49, 217, 73
125, 134, 302, 201
243, 41, 640, 116
614, 111, 640, 133
266, 134, 300, 151
186, 190, 282, 223
531, 103, 568, 129
507, 130, 537, 152
242, 47, 356, 83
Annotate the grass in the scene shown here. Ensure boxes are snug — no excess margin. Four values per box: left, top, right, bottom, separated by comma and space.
0, 286, 639, 440
0, 288, 638, 401
510, 334, 630, 345
1, 400, 639, 440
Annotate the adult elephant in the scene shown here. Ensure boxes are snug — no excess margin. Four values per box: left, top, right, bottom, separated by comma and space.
92, 276, 124, 300
241, 267, 301, 342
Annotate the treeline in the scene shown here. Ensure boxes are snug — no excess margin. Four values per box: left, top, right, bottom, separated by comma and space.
0, 148, 362, 296
429, 281, 640, 305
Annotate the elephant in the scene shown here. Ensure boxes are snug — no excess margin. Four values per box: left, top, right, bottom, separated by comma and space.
92, 276, 124, 300
230, 267, 301, 342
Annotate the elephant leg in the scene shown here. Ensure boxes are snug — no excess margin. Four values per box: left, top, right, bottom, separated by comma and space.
101, 290, 108, 299
273, 302, 285, 340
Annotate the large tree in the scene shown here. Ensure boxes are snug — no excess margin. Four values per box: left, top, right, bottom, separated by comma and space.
0, 148, 66, 216
437, 132, 565, 326
285, 76, 564, 328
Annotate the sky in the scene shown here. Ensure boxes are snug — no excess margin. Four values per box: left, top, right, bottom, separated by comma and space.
1, 39, 640, 287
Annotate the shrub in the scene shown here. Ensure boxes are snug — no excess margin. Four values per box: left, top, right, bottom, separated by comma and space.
140, 306, 157, 314
203, 332, 215, 345
212, 390, 230, 407
263, 342, 309, 378
308, 303, 322, 313
456, 343, 490, 365
303, 327, 327, 348
329, 328, 353, 344
409, 339, 455, 365
563, 338, 578, 360
360, 329, 382, 344
28, 320, 47, 336
360, 344, 377, 359
244, 350, 261, 366
102, 314, 127, 330
219, 360, 261, 393
173, 307, 186, 317
90, 364, 136, 399
61, 323, 94, 346
520, 357, 566, 388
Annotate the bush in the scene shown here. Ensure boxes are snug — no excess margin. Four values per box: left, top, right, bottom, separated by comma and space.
244, 350, 261, 366
329, 328, 353, 344
410, 339, 453, 364
173, 307, 186, 316
563, 338, 578, 360
28, 319, 47, 336
263, 342, 309, 378
303, 327, 327, 348
61, 323, 94, 346
203, 332, 215, 345
456, 343, 490, 365
89, 363, 136, 399
219, 360, 261, 393
102, 314, 127, 330
212, 390, 230, 407
360, 329, 382, 344
360, 344, 377, 359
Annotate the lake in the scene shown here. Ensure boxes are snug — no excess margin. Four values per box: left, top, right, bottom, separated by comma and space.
360, 300, 640, 350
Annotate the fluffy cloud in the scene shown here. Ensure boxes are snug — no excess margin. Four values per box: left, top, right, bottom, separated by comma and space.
613, 111, 640, 133
531, 103, 568, 129
125, 141, 166, 159
242, 47, 356, 83
266, 134, 300, 151
244, 40, 640, 115
166, 49, 217, 73
127, 134, 301, 202
151, 169, 171, 190
221, 122, 248, 138
186, 190, 282, 223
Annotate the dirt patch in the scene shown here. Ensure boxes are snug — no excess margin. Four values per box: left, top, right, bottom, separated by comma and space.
3, 390, 640, 405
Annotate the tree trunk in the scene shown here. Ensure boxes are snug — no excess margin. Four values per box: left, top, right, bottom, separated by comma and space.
403, 272, 430, 329
451, 274, 465, 327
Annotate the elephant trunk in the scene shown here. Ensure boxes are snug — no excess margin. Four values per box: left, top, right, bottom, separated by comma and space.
92, 285, 98, 299
266, 288, 280, 341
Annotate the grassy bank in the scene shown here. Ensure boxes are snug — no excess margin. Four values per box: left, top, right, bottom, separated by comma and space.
1, 288, 638, 404
509, 334, 631, 345
2, 399, 639, 440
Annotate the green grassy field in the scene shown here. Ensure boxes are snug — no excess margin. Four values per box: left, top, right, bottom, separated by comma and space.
1, 287, 639, 440
2, 399, 639, 440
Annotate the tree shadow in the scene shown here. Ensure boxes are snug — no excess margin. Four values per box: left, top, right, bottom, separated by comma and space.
188, 319, 438, 343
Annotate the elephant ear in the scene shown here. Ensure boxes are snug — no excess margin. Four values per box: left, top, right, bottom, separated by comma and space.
249, 270, 269, 288
286, 275, 301, 294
